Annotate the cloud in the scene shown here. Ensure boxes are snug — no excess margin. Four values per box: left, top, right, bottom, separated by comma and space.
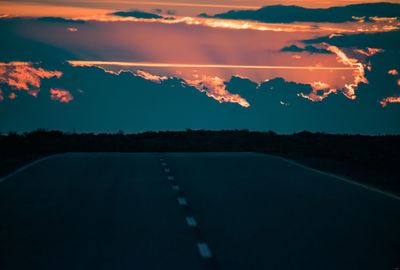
1, 62, 400, 134
83, 63, 249, 107
112, 10, 163, 19
136, 70, 168, 83
304, 30, 400, 51
380, 96, 400, 107
186, 75, 250, 107
50, 88, 73, 103
211, 3, 400, 23
324, 43, 367, 100
0, 62, 62, 97
67, 27, 78, 32
281, 45, 332, 54
354, 47, 383, 57
36, 17, 85, 24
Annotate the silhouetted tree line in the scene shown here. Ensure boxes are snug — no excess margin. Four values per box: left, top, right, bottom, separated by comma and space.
1, 129, 399, 193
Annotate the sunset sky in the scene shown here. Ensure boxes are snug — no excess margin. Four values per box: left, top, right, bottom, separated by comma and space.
1, 1, 400, 133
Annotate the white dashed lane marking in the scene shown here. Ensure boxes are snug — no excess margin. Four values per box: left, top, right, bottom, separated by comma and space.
177, 197, 188, 206
186, 216, 197, 227
160, 158, 215, 264
197, 242, 213, 258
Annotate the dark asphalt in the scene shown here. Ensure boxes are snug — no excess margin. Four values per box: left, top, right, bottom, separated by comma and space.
0, 153, 399, 270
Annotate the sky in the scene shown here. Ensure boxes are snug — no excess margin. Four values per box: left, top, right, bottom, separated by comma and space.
1, 1, 400, 133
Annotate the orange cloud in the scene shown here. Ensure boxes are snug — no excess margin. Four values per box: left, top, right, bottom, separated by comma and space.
299, 44, 367, 101
369, 16, 398, 22
0, 62, 62, 96
50, 88, 74, 103
299, 81, 337, 102
324, 43, 367, 100
8, 92, 17, 100
67, 27, 78, 32
329, 33, 344, 39
380, 96, 400, 107
354, 47, 383, 56
388, 69, 399, 76
352, 16, 366, 23
136, 70, 168, 83
186, 75, 250, 107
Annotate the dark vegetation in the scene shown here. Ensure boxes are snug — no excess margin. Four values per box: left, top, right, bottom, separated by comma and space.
1, 130, 399, 195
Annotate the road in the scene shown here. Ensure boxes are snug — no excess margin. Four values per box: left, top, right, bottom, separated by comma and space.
0, 152, 399, 270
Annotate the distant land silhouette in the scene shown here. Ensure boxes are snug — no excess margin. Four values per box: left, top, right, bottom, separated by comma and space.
1, 130, 399, 195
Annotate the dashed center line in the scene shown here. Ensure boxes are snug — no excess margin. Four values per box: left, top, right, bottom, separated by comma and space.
197, 242, 213, 258
160, 157, 215, 266
186, 216, 198, 227
177, 197, 188, 206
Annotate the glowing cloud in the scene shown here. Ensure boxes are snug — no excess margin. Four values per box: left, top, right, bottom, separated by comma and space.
74, 63, 249, 107
369, 16, 398, 22
8, 92, 17, 100
388, 69, 399, 76
0, 62, 62, 97
300, 81, 337, 102
354, 47, 384, 57
324, 43, 367, 100
50, 88, 73, 103
67, 27, 78, 32
380, 96, 400, 107
136, 70, 168, 83
186, 75, 250, 108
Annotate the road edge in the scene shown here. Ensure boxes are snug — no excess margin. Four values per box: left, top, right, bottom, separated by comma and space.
0, 154, 61, 184
261, 153, 400, 201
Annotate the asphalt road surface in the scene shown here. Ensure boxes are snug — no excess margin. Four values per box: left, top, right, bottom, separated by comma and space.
0, 153, 399, 270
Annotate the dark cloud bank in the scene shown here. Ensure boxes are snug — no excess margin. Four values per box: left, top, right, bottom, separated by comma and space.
1, 60, 399, 134
207, 3, 400, 23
